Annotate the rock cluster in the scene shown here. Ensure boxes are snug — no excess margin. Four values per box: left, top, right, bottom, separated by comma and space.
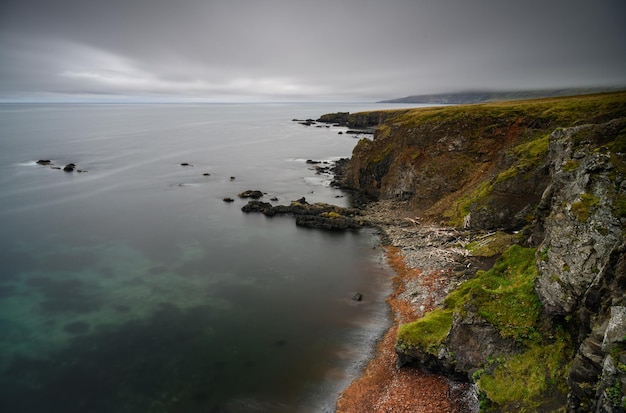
241, 197, 364, 230
36, 159, 87, 173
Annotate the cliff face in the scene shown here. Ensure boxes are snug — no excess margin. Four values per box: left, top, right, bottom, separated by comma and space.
535, 120, 626, 411
335, 93, 626, 411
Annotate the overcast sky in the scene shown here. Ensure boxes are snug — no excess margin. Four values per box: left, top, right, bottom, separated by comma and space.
1, 0, 625, 102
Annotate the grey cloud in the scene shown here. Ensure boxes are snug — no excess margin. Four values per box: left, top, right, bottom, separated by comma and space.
1, 0, 625, 101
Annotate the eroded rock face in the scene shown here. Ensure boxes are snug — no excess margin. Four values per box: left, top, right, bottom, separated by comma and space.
391, 117, 626, 410
536, 121, 626, 317
566, 242, 626, 412
397, 311, 521, 382
531, 119, 626, 411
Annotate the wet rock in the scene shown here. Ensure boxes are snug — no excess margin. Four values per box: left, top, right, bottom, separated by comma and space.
63, 163, 76, 172
241, 199, 363, 230
241, 200, 272, 213
238, 190, 264, 199
223, 197, 234, 203
352, 293, 363, 302
36, 159, 51, 165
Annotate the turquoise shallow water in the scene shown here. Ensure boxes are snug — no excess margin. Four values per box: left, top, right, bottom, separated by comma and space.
0, 103, 421, 412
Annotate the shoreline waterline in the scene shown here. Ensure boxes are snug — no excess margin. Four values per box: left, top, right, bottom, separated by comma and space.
333, 201, 479, 412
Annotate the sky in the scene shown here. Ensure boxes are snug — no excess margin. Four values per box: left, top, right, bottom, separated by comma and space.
1, 0, 625, 102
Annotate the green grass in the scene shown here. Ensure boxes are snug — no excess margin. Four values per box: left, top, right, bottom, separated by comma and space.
562, 159, 580, 172
570, 193, 600, 222
477, 328, 573, 411
396, 309, 453, 354
397, 245, 541, 356
446, 180, 494, 226
396, 244, 575, 410
384, 92, 626, 133
466, 232, 517, 257
446, 245, 542, 341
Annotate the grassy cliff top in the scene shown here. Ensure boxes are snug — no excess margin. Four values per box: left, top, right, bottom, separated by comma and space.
369, 91, 626, 128
344, 91, 626, 227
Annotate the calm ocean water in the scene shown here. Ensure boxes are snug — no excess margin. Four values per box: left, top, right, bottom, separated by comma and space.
0, 103, 418, 412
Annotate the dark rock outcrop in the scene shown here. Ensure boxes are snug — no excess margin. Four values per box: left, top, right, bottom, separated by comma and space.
241, 198, 363, 230
317, 111, 398, 130
316, 112, 349, 126
238, 190, 264, 199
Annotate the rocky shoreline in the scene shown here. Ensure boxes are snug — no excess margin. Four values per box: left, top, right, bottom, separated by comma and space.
335, 200, 481, 412
319, 94, 626, 412
243, 94, 626, 411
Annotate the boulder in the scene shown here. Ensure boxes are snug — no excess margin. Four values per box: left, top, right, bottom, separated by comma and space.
241, 200, 272, 213
238, 190, 264, 199
36, 159, 51, 165
63, 163, 76, 172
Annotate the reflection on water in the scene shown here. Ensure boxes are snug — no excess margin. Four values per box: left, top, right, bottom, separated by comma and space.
0, 103, 396, 412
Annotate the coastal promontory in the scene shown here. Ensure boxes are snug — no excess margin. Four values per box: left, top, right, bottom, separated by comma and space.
331, 92, 626, 412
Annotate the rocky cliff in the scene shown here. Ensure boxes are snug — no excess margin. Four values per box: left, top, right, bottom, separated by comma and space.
333, 92, 626, 412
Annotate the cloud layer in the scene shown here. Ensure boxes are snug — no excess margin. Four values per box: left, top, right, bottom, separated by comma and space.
1, 0, 625, 101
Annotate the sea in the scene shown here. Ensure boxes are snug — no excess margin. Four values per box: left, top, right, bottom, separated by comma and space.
0, 102, 420, 413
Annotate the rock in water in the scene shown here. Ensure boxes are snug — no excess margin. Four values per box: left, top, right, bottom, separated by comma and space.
238, 190, 264, 199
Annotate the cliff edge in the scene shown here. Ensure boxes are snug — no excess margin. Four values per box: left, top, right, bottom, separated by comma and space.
333, 92, 626, 412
